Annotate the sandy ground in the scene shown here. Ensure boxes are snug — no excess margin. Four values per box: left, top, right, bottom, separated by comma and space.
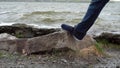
0, 44, 120, 68
0, 53, 85, 68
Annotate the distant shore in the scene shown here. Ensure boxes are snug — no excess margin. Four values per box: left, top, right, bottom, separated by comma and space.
0, 0, 120, 2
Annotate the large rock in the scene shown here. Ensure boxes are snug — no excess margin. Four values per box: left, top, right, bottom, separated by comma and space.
23, 31, 95, 55
0, 31, 95, 55
0, 23, 59, 38
94, 32, 120, 44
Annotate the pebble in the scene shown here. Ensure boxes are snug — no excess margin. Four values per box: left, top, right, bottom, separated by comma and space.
61, 59, 67, 63
52, 60, 57, 63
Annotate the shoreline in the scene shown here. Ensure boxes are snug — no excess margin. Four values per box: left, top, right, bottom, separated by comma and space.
0, 24, 119, 68
0, 1, 120, 2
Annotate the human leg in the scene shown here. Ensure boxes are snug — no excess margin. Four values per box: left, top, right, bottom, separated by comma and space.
75, 0, 110, 33
61, 0, 109, 40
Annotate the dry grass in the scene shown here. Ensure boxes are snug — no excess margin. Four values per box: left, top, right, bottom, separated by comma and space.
79, 46, 103, 57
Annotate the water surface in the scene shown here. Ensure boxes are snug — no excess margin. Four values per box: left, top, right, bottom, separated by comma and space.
0, 2, 120, 34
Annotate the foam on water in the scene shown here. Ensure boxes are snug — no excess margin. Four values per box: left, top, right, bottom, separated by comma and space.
0, 22, 15, 26
0, 22, 60, 29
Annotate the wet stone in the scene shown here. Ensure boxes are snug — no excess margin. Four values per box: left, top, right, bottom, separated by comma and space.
0, 23, 60, 38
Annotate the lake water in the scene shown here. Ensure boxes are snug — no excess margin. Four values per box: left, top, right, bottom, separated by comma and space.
0, 2, 120, 35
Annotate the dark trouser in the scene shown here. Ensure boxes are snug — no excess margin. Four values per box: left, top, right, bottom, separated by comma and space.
75, 0, 109, 33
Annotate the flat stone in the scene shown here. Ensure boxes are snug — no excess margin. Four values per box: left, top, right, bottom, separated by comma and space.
0, 31, 95, 55
24, 31, 95, 55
